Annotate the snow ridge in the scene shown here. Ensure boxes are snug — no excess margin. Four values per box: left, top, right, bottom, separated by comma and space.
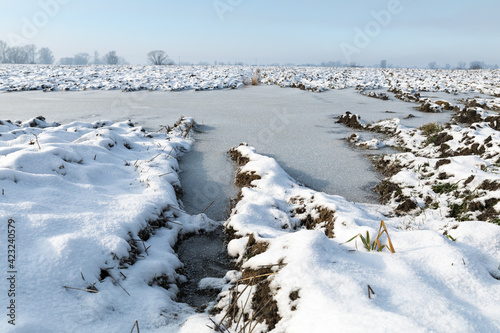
0, 116, 217, 332
213, 144, 500, 332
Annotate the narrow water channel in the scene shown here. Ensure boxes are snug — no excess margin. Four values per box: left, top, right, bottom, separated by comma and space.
176, 228, 232, 311
176, 126, 236, 310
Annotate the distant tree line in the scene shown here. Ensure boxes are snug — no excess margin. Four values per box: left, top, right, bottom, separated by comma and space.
0, 40, 54, 64
320, 59, 499, 70
1, 42, 496, 69
426, 61, 498, 70
0, 40, 129, 66
60, 50, 128, 65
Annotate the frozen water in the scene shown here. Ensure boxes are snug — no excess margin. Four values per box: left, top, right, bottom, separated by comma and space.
0, 85, 460, 220
176, 228, 232, 310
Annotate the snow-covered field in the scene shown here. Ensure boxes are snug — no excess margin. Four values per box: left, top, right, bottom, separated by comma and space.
1, 65, 499, 332
1, 65, 499, 96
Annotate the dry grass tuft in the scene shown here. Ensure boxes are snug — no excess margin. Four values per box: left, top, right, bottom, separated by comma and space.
419, 122, 444, 137
251, 69, 261, 86
211, 268, 282, 333
343, 220, 395, 253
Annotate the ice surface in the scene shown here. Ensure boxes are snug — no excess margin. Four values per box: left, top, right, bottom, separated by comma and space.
0, 86, 419, 218
1, 85, 475, 220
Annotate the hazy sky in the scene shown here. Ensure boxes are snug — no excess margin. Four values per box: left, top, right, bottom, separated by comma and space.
0, 0, 499, 67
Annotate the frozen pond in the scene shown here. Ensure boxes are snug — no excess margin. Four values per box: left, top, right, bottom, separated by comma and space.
0, 86, 454, 220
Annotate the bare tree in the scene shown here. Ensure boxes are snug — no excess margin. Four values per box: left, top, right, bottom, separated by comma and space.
93, 51, 102, 65
73, 53, 90, 65
380, 59, 387, 69
6, 46, 29, 64
37, 47, 55, 64
59, 57, 75, 65
105, 51, 119, 65
24, 44, 37, 64
428, 62, 438, 69
118, 57, 129, 65
469, 61, 484, 70
457, 61, 466, 70
147, 50, 169, 65
0, 40, 8, 63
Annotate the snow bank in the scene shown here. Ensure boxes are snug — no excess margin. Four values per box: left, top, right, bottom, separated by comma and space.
365, 107, 500, 224
211, 144, 500, 332
0, 116, 216, 332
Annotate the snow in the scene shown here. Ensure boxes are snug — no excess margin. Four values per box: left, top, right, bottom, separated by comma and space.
216, 144, 500, 332
0, 117, 218, 332
1, 65, 499, 97
0, 65, 499, 332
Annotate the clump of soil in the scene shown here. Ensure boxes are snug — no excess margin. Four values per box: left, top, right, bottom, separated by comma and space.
485, 115, 500, 130
417, 101, 442, 113
235, 171, 261, 187
289, 290, 300, 301
251, 279, 281, 330
374, 180, 404, 203
438, 172, 453, 180
241, 267, 274, 285
229, 146, 262, 187
464, 175, 475, 185
456, 143, 486, 156
428, 132, 453, 147
301, 206, 335, 238
449, 198, 499, 221
479, 179, 500, 191
289, 196, 336, 238
388, 87, 421, 103
224, 225, 239, 241
246, 234, 269, 260
435, 159, 451, 169
148, 274, 173, 289
435, 100, 455, 111
477, 199, 500, 221
348, 133, 359, 143
454, 107, 483, 124
395, 198, 418, 215
220, 266, 282, 331
364, 91, 389, 100
460, 98, 497, 111
228, 146, 250, 166
116, 233, 142, 267
336, 112, 365, 129
372, 156, 403, 177
99, 268, 111, 282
